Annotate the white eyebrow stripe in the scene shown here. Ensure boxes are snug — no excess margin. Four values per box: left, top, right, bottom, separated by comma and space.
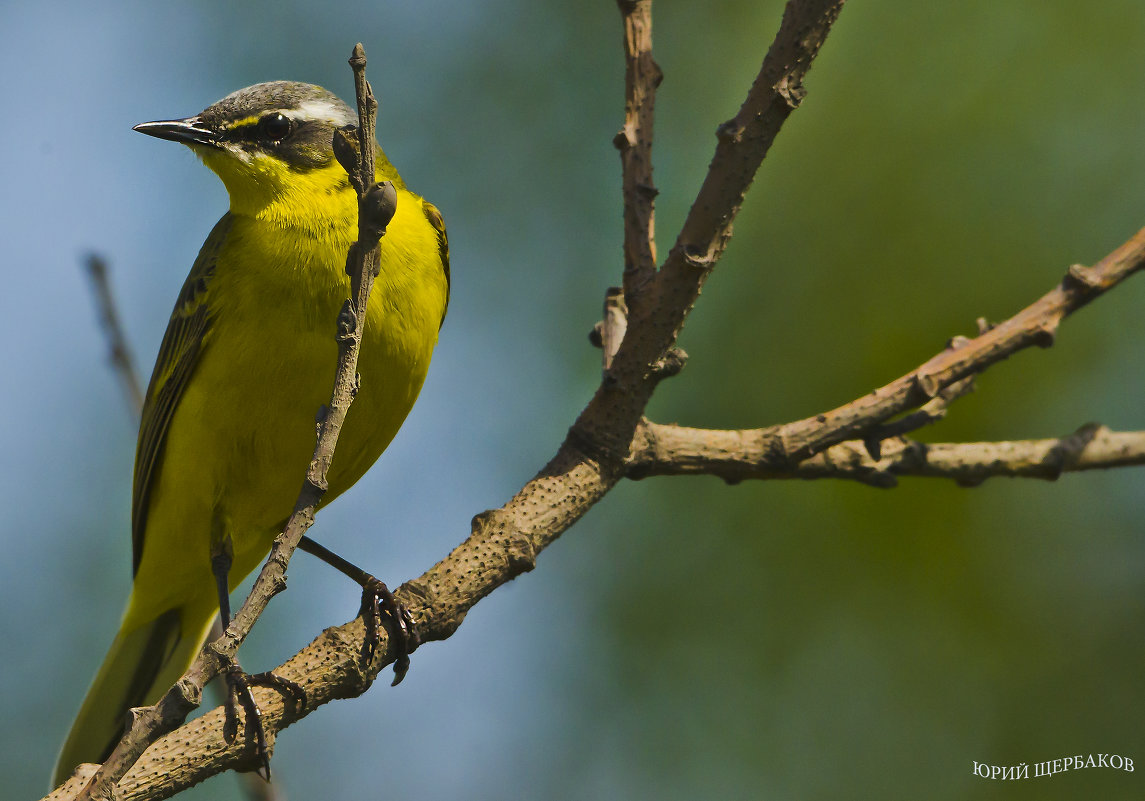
288, 98, 356, 127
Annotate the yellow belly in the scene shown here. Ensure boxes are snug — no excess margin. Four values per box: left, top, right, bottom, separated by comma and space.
125, 191, 447, 626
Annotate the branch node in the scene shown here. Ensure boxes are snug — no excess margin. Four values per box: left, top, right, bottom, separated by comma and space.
174, 677, 202, 707
914, 371, 941, 399
681, 245, 715, 271
715, 119, 743, 143
336, 300, 358, 342
774, 75, 806, 110
975, 317, 994, 335
946, 334, 972, 350
650, 346, 688, 380
636, 181, 659, 200
612, 127, 635, 151
1032, 322, 1057, 348
1064, 262, 1100, 291
506, 531, 538, 574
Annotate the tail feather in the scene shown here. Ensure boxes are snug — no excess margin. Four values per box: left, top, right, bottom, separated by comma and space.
52, 603, 216, 789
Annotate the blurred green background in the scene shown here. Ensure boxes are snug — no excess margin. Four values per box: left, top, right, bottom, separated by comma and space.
3, 1, 1144, 799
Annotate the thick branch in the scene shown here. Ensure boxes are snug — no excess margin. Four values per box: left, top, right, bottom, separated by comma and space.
627, 421, 1145, 487
72, 45, 392, 801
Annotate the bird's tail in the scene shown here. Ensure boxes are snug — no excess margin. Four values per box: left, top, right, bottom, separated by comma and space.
52, 600, 217, 789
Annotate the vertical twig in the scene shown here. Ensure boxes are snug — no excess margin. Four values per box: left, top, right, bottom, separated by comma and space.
84, 254, 144, 416
614, 0, 661, 310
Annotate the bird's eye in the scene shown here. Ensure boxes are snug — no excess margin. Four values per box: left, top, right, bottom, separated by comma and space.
258, 113, 293, 142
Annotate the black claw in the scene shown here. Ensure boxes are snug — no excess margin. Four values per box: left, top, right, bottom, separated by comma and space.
359, 577, 418, 683
223, 664, 271, 780
221, 661, 306, 781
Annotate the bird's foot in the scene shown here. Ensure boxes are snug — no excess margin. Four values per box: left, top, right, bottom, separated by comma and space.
359, 577, 420, 685
222, 661, 306, 780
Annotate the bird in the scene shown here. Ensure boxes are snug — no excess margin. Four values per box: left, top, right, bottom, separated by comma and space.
53, 80, 450, 787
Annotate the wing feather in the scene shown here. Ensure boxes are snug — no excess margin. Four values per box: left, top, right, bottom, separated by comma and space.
131, 214, 232, 574
422, 201, 450, 325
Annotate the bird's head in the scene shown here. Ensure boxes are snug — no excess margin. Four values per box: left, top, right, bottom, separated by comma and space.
134, 81, 397, 221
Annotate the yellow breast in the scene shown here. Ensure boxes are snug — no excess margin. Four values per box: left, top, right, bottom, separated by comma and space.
127, 166, 447, 620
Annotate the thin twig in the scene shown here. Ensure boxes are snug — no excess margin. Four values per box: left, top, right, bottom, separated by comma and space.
626, 421, 1145, 487
615, 0, 661, 309
72, 44, 392, 801
765, 232, 1145, 467
84, 254, 144, 416
861, 375, 976, 460
571, 0, 849, 464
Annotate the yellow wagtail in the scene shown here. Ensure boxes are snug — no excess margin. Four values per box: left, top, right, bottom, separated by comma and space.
53, 81, 449, 786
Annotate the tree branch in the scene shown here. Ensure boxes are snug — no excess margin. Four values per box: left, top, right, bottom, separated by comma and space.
70, 44, 395, 801
49, 5, 851, 798
84, 254, 144, 417
614, 0, 661, 309
627, 421, 1145, 487
762, 242, 1145, 469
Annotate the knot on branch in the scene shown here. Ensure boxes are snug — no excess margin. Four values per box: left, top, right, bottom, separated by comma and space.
613, 126, 636, 151
1043, 422, 1105, 479
467, 509, 537, 579
1032, 322, 1057, 348
913, 370, 941, 399
774, 75, 807, 110
715, 119, 744, 143
506, 531, 538, 575
1064, 262, 1101, 292
636, 181, 659, 200
336, 300, 359, 342
681, 245, 716, 272
649, 346, 688, 381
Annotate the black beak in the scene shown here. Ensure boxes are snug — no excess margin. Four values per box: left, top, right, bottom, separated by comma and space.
133, 117, 218, 147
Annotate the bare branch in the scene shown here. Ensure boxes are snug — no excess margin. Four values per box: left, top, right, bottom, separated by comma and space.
627, 421, 1145, 487
46, 8, 852, 795
614, 0, 661, 308
861, 374, 975, 460
84, 254, 144, 417
573, 0, 848, 463
766, 230, 1145, 467
73, 44, 394, 800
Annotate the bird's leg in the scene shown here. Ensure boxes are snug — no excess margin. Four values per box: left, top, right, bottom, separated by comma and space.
210, 540, 305, 780
297, 535, 418, 685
